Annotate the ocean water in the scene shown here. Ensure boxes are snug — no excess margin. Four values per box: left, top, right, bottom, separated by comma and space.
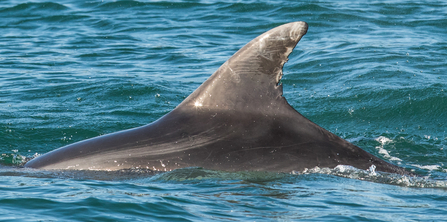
1, 0, 446, 221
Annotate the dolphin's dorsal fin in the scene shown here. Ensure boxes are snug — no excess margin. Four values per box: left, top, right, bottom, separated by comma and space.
24, 22, 411, 175
177, 22, 308, 112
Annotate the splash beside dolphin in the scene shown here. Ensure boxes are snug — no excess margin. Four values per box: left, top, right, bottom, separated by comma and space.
25, 22, 409, 175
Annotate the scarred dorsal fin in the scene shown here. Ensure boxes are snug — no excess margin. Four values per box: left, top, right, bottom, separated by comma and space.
24, 22, 411, 176
177, 22, 308, 111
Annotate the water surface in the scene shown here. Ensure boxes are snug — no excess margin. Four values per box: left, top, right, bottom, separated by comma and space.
1, 0, 446, 221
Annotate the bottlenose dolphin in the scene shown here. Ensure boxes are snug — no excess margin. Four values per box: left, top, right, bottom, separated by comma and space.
25, 22, 409, 175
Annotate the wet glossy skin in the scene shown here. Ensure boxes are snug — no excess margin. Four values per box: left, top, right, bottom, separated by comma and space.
25, 22, 409, 175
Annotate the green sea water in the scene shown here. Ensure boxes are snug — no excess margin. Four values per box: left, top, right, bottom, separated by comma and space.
1, 0, 446, 221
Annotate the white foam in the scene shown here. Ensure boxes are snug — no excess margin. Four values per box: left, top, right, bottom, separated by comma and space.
374, 136, 402, 162
292, 165, 447, 188
411, 164, 442, 171
375, 136, 392, 144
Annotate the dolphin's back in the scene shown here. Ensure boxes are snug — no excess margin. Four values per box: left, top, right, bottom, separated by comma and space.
25, 22, 409, 175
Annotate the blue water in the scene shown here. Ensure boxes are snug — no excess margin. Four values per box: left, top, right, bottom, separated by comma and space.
1, 0, 447, 221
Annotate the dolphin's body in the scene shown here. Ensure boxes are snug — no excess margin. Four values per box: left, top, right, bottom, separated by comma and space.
25, 22, 408, 175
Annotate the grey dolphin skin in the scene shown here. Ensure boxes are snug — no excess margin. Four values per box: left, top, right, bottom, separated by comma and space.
25, 22, 409, 175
